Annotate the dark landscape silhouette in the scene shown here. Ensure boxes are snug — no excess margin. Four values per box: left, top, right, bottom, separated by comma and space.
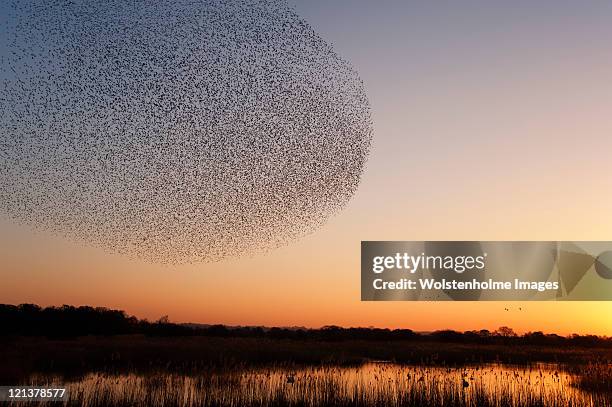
1, 304, 611, 406
1, 303, 610, 346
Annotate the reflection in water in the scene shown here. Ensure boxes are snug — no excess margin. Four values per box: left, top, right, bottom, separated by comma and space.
23, 363, 608, 407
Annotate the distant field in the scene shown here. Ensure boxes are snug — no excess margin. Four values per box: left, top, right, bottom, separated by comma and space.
2, 335, 612, 382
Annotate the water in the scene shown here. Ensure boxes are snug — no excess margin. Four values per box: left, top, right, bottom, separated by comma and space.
18, 363, 608, 406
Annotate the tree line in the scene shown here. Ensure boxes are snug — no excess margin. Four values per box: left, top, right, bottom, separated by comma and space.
1, 303, 609, 347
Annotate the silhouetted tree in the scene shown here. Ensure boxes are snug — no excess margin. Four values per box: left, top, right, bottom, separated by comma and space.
1, 304, 611, 348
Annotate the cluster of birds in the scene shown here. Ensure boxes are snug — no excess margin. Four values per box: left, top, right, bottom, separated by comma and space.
0, 0, 373, 263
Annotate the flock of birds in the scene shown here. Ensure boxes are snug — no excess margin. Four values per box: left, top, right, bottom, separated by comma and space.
0, 0, 373, 263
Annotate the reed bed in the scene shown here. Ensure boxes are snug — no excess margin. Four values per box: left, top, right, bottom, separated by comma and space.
570, 362, 612, 394
14, 362, 612, 407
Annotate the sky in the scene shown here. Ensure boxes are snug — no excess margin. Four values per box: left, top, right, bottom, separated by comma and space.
1, 0, 612, 335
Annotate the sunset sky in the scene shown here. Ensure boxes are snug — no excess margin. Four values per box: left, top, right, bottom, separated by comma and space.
2, 0, 612, 336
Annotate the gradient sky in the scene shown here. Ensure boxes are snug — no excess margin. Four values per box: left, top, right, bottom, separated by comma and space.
2, 1, 612, 335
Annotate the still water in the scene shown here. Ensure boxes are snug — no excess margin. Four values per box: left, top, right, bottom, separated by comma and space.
21, 362, 609, 406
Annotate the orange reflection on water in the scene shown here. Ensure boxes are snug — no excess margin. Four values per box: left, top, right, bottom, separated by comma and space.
27, 362, 608, 407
